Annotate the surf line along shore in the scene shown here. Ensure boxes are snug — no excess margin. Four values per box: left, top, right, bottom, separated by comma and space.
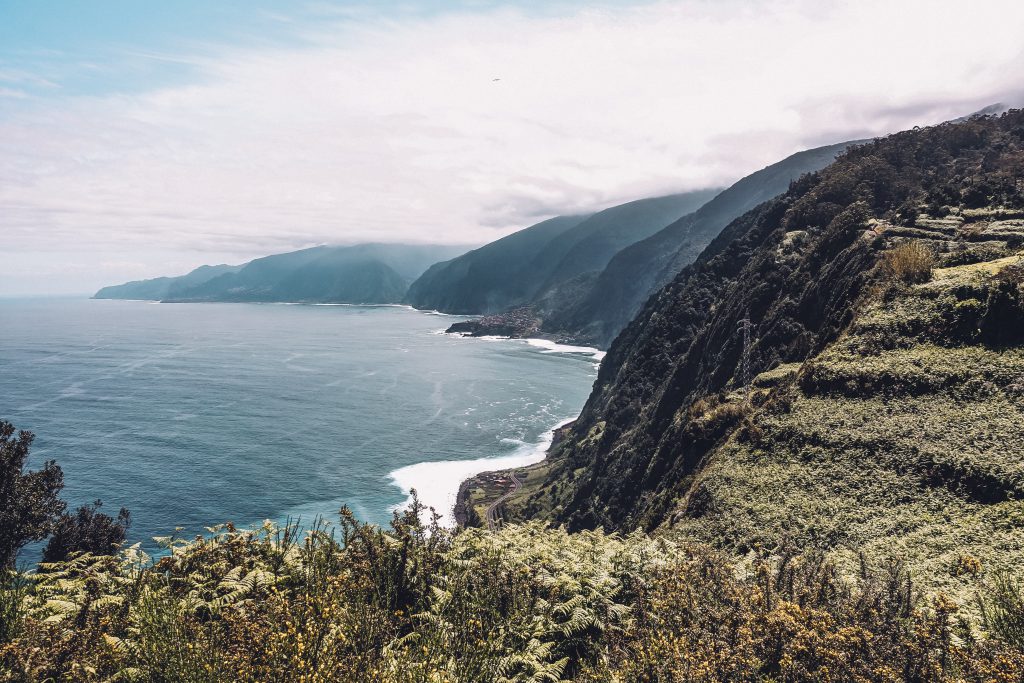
388, 335, 603, 528
470, 417, 574, 531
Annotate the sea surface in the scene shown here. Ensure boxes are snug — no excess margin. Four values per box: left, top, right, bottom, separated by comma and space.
0, 298, 599, 556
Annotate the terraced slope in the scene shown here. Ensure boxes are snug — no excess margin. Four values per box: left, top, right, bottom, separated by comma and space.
474, 110, 1024, 595
670, 216, 1024, 599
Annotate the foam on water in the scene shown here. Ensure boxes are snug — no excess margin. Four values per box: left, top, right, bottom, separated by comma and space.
523, 338, 606, 361
448, 332, 605, 361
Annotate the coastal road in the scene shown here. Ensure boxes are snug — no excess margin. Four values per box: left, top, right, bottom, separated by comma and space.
485, 470, 523, 531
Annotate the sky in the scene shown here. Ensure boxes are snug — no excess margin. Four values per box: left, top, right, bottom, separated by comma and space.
2, 1, 1023, 295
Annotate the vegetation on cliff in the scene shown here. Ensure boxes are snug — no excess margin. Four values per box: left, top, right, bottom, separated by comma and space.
490, 111, 1024, 602
543, 141, 860, 347
408, 141, 858, 349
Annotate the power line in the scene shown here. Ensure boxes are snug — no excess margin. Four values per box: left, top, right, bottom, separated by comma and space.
738, 313, 753, 405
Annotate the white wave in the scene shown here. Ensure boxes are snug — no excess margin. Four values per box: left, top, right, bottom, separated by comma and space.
523, 338, 606, 361
312, 303, 415, 309
61, 382, 86, 397
388, 418, 574, 527
439, 329, 606, 361
418, 308, 470, 317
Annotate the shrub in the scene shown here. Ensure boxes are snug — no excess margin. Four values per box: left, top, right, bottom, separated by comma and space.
980, 572, 1024, 650
882, 241, 935, 284
0, 572, 26, 645
980, 278, 1024, 347
42, 500, 131, 563
1, 513, 1023, 682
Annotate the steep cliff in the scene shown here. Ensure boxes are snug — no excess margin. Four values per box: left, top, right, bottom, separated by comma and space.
543, 141, 861, 347
492, 111, 1024, 587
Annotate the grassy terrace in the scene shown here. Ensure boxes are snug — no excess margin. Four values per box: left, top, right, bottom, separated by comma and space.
667, 218, 1024, 607
470, 215, 1024, 612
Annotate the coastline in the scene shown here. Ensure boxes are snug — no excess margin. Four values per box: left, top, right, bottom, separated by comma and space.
390, 325, 604, 528
449, 333, 606, 362
92, 298, 429, 310
388, 417, 575, 527
89, 298, 594, 529
452, 418, 572, 527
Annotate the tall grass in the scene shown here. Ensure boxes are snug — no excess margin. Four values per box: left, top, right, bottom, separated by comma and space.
0, 572, 26, 645
981, 572, 1024, 650
882, 240, 935, 284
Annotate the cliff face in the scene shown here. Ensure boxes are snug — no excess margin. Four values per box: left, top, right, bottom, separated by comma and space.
404, 215, 591, 314
501, 111, 1024, 583
543, 141, 861, 348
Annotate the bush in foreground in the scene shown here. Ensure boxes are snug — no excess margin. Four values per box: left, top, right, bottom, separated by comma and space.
1, 502, 1023, 682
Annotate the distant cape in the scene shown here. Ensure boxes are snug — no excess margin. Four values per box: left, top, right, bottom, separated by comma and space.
94, 243, 470, 305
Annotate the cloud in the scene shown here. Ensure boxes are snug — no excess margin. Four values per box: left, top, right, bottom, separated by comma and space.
2, 0, 1024, 294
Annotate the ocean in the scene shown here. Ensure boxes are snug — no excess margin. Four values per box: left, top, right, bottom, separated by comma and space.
0, 298, 599, 556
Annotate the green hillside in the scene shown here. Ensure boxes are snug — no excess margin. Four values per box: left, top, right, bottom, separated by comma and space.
544, 141, 862, 347
405, 190, 718, 315
96, 244, 468, 305
482, 110, 1024, 605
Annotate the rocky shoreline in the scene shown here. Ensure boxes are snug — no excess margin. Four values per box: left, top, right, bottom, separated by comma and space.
453, 479, 476, 527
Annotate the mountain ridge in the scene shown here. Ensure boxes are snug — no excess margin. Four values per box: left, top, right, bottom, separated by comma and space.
540, 140, 866, 347
95, 243, 469, 304
405, 190, 720, 317
424, 141, 865, 348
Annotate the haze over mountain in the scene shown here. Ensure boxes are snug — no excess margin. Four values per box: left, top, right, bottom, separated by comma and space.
543, 140, 866, 347
404, 215, 591, 314
94, 264, 244, 301
95, 244, 468, 304
409, 140, 863, 348
405, 189, 719, 314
